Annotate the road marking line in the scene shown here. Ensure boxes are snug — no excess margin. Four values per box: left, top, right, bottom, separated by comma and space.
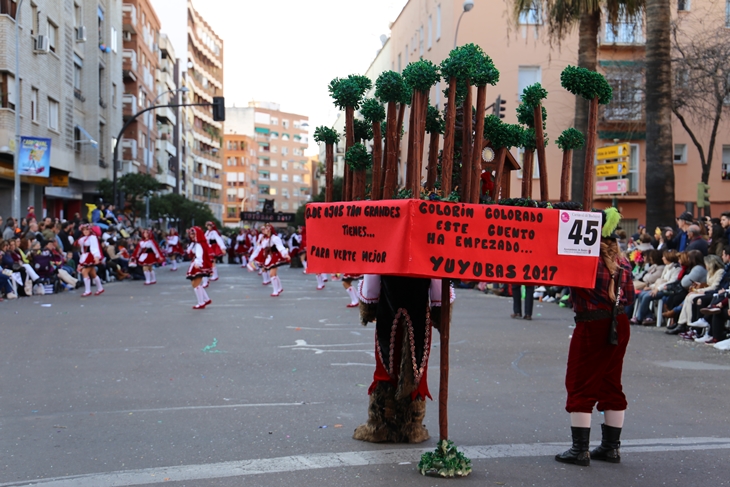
2, 438, 728, 487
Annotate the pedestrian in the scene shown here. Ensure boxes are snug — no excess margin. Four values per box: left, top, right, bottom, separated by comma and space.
76, 224, 105, 297
555, 207, 635, 467
511, 284, 534, 320
186, 227, 212, 310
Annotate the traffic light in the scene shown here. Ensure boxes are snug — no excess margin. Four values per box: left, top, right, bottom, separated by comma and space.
492, 95, 506, 119
212, 96, 225, 122
697, 182, 710, 208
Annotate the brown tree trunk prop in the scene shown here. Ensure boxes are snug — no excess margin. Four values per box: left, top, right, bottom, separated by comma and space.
582, 97, 599, 211
412, 92, 429, 196
371, 121, 383, 201
560, 149, 572, 203
522, 150, 534, 199
353, 170, 365, 201
325, 143, 334, 203
438, 280, 451, 442
406, 96, 417, 194
441, 77, 458, 197
460, 82, 473, 202
396, 102, 406, 190
534, 104, 548, 202
383, 101, 399, 199
344, 106, 356, 201
491, 147, 507, 201
426, 131, 440, 191
470, 85, 487, 203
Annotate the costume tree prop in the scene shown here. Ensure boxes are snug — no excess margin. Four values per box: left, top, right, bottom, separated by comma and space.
375, 71, 411, 199
467, 48, 500, 204
313, 126, 340, 203
483, 115, 524, 201
360, 98, 386, 200
403, 60, 441, 197
328, 75, 372, 201
560, 66, 612, 210
520, 128, 540, 198
439, 46, 475, 198
348, 121, 374, 200
425, 105, 445, 191
345, 143, 373, 201
517, 83, 549, 201
556, 128, 585, 202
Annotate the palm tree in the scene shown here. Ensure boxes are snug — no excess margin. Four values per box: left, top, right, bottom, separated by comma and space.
644, 0, 675, 229
512, 0, 643, 204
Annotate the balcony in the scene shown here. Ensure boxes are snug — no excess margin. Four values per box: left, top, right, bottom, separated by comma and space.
156, 105, 176, 125
122, 50, 138, 79
156, 172, 177, 188
122, 4, 137, 34
600, 21, 644, 47
121, 138, 138, 161
156, 138, 177, 157
122, 94, 137, 120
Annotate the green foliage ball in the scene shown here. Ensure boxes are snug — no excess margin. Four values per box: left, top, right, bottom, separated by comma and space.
403, 59, 441, 92
313, 126, 340, 145
560, 66, 613, 104
556, 128, 585, 151
345, 143, 372, 171
360, 98, 386, 124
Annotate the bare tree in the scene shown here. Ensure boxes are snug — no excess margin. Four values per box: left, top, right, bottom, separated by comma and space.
671, 18, 730, 214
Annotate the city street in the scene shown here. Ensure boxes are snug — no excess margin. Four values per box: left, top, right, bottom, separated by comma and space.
1, 265, 729, 487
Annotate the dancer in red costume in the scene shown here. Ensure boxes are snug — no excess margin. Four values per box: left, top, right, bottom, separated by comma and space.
186, 226, 213, 309
165, 228, 184, 271
131, 229, 165, 285
204, 221, 226, 284
299, 225, 328, 290
234, 227, 252, 268
76, 224, 105, 297
248, 227, 271, 285
250, 223, 290, 296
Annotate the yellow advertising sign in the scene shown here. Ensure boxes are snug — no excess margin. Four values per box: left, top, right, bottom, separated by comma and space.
596, 162, 628, 177
596, 143, 630, 161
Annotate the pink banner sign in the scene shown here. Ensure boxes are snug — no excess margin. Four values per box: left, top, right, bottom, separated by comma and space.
595, 178, 628, 195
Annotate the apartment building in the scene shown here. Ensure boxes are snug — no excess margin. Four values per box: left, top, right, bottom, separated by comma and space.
225, 103, 311, 214
121, 0, 160, 181
154, 33, 180, 193
185, 1, 223, 220
0, 0, 122, 219
339, 0, 730, 229
221, 134, 257, 226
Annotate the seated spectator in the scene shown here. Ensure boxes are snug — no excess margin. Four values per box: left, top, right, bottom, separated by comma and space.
675, 254, 724, 330
685, 224, 709, 255
664, 250, 707, 332
3, 217, 18, 241
631, 249, 680, 325
634, 250, 665, 291
635, 233, 654, 252
708, 223, 728, 257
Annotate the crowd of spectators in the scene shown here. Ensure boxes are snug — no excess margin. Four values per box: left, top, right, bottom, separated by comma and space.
0, 207, 188, 302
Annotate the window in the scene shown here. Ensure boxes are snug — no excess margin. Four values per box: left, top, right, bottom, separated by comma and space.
405, 43, 409, 65
0, 0, 18, 17
678, 0, 690, 10
271, 117, 278, 125
435, 80, 441, 109
74, 3, 82, 33
270, 173, 278, 181
281, 161, 288, 170
48, 20, 58, 53
293, 174, 302, 183
281, 202, 289, 210
281, 133, 289, 141
282, 119, 289, 129
30, 87, 38, 121
259, 170, 270, 180
674, 144, 687, 164
722, 146, 730, 180
628, 144, 640, 193
111, 82, 117, 107
111, 27, 117, 52
518, 66, 542, 96
269, 187, 277, 195
270, 145, 277, 153
73, 54, 82, 90
282, 174, 289, 182
419, 25, 424, 55
48, 98, 59, 130
727, 0, 730, 28
282, 188, 289, 197
516, 148, 540, 179
398, 53, 402, 72
281, 147, 288, 155
259, 185, 270, 194
605, 11, 643, 44
270, 159, 277, 167
518, 6, 542, 24
428, 15, 433, 49
604, 70, 643, 121
31, 3, 38, 35
436, 4, 441, 40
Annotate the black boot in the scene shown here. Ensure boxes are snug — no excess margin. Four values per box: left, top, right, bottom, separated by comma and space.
555, 427, 591, 466
665, 323, 687, 335
590, 424, 622, 463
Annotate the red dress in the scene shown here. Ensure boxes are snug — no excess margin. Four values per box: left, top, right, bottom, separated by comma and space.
77, 234, 104, 268
132, 238, 165, 266
166, 235, 184, 256
186, 242, 213, 280
205, 229, 226, 258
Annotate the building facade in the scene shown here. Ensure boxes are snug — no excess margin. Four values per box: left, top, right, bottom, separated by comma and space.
225, 103, 311, 214
0, 0, 122, 220
221, 133, 257, 227
154, 33, 179, 193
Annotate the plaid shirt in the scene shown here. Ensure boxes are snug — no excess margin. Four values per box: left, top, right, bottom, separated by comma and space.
572, 257, 635, 313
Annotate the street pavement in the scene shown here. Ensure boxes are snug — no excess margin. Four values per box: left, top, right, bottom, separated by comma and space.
1, 265, 729, 487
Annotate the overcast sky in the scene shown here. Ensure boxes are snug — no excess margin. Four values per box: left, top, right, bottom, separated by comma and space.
191, 0, 407, 156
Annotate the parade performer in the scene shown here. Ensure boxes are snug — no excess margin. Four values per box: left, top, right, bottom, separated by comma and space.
204, 221, 226, 282
132, 229, 165, 285
251, 223, 290, 297
555, 208, 634, 466
353, 275, 454, 443
234, 227, 252, 268
248, 227, 271, 286
300, 225, 328, 290
343, 274, 362, 307
76, 224, 105, 297
165, 228, 184, 271
186, 226, 213, 309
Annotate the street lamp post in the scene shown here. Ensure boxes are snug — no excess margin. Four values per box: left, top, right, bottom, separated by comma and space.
12, 0, 25, 222
454, 0, 474, 48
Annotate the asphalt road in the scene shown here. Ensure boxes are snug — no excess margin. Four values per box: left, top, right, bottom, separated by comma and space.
1, 265, 729, 487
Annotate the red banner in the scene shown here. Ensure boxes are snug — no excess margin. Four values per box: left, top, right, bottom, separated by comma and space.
305, 200, 599, 288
